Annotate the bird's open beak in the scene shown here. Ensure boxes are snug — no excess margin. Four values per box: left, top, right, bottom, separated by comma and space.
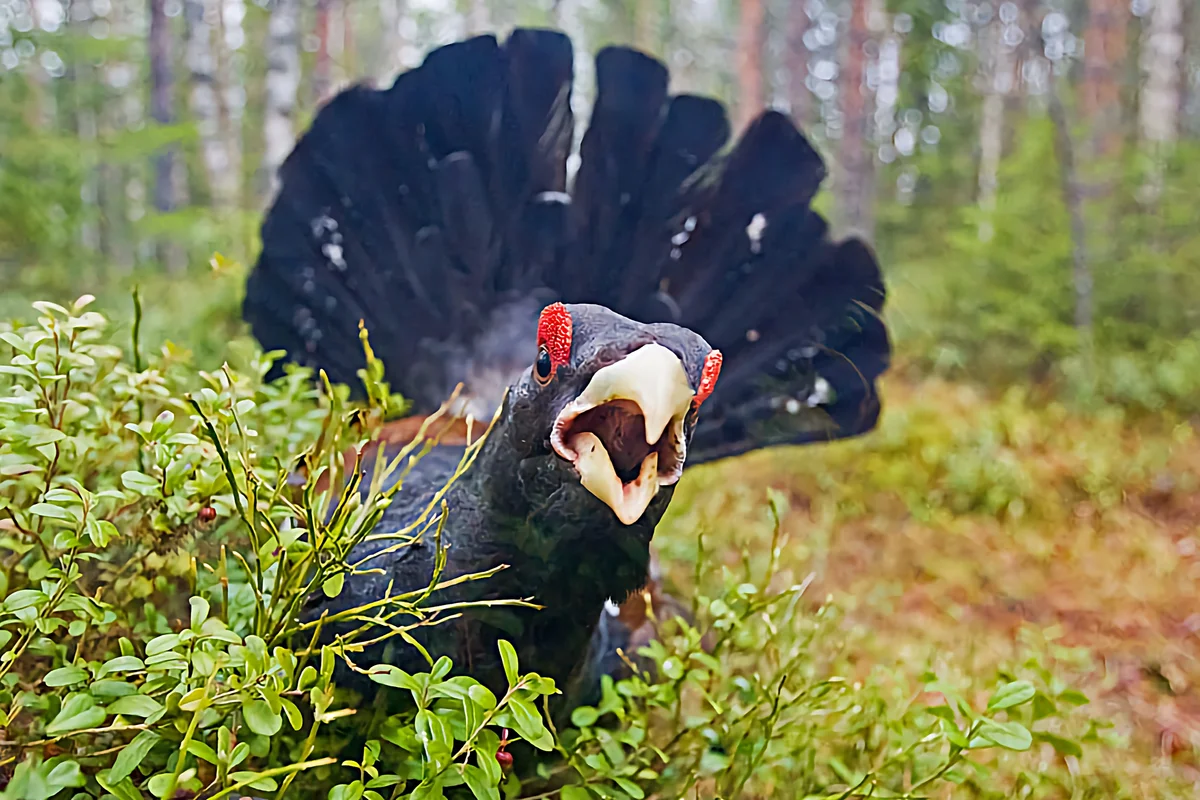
550, 343, 695, 525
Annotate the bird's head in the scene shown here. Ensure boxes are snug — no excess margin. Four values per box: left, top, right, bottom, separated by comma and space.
482, 302, 721, 527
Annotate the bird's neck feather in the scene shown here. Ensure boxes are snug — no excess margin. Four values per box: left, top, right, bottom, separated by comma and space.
457, 420, 664, 615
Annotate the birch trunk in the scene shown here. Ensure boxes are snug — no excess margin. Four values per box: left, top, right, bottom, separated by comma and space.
1140, 0, 1184, 151
977, 13, 1016, 242
185, 0, 237, 209
149, 0, 186, 271
262, 0, 301, 201
785, 0, 810, 127
378, 0, 408, 79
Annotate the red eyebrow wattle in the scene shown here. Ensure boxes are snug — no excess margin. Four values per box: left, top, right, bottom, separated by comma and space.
537, 303, 573, 370
694, 350, 722, 407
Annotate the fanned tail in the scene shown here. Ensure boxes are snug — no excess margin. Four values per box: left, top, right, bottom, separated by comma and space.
244, 28, 890, 461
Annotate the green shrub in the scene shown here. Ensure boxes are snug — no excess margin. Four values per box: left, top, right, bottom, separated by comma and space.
0, 298, 1091, 799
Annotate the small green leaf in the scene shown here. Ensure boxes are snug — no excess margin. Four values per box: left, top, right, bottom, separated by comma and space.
281, 697, 303, 730
110, 730, 161, 783
98, 655, 145, 677
189, 596, 210, 629
328, 781, 365, 800
467, 684, 497, 710
987, 680, 1036, 711
145, 633, 181, 656
232, 771, 280, 792
926, 704, 957, 722
613, 777, 645, 799
560, 787, 592, 800
462, 764, 499, 800
46, 693, 108, 735
571, 706, 599, 728
121, 471, 160, 495
1058, 689, 1090, 707
977, 719, 1033, 751
3, 589, 46, 611
1034, 731, 1083, 758
188, 739, 220, 764
29, 503, 73, 521
506, 696, 553, 751
107, 694, 164, 719
498, 640, 518, 688
44, 666, 89, 687
243, 698, 282, 736
368, 665, 420, 692
322, 572, 345, 598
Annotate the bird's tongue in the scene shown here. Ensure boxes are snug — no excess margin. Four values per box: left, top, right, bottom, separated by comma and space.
572, 431, 660, 525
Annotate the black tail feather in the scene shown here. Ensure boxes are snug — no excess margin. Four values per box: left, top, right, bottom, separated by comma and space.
244, 28, 891, 459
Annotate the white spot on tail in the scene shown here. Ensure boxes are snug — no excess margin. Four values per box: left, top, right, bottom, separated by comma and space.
322, 243, 346, 271
534, 191, 571, 205
604, 599, 621, 617
807, 377, 832, 407
746, 213, 767, 253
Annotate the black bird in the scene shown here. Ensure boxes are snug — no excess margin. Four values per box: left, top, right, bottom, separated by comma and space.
242, 28, 889, 698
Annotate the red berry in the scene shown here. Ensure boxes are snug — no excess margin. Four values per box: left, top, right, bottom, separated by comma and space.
495, 750, 513, 771
198, 506, 217, 522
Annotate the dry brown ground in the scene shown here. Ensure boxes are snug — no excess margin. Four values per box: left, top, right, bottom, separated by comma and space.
657, 376, 1200, 797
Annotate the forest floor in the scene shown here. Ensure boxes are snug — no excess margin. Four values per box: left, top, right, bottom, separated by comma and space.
657, 373, 1200, 797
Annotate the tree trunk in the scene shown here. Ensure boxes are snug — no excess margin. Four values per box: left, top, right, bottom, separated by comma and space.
977, 11, 1017, 242
1082, 0, 1128, 157
149, 0, 185, 272
1140, 0, 1184, 151
837, 0, 874, 240
1048, 81, 1094, 368
215, 0, 243, 215
185, 0, 237, 209
465, 0, 491, 37
785, 0, 810, 128
263, 0, 302, 202
379, 0, 408, 79
149, 0, 177, 215
735, 0, 765, 131
313, 0, 334, 106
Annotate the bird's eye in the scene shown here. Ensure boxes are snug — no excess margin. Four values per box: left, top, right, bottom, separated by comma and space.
534, 346, 554, 384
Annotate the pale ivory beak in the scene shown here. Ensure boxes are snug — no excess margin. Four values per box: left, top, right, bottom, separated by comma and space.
550, 343, 695, 525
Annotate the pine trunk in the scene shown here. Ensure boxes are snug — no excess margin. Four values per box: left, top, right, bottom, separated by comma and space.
1082, 0, 1128, 157
735, 0, 765, 131
313, 0, 334, 106
837, 0, 874, 240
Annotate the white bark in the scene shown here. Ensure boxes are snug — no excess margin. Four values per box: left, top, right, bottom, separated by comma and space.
262, 0, 301, 202
464, 0, 491, 36
977, 16, 1016, 242
1140, 0, 1184, 148
185, 0, 237, 208
378, 0, 408, 80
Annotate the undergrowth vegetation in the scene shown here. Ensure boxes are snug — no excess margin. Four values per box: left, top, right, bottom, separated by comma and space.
0, 299, 1097, 799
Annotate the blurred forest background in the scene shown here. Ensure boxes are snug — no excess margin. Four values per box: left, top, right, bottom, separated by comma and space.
3, 0, 1200, 795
